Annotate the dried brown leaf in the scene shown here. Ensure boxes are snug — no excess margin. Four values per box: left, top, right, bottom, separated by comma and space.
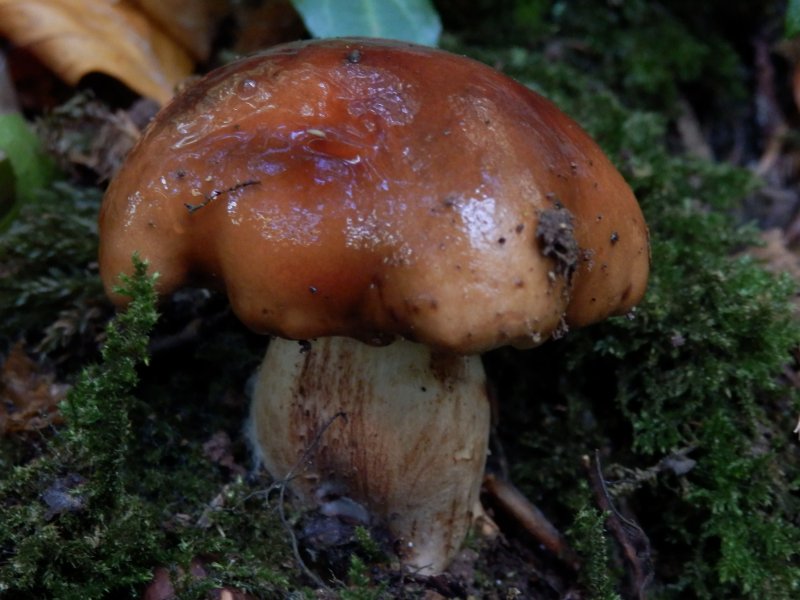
142, 559, 207, 600
202, 430, 246, 477
141, 558, 260, 600
134, 0, 227, 62
0, 343, 68, 435
40, 93, 148, 181
0, 0, 195, 103
751, 229, 800, 279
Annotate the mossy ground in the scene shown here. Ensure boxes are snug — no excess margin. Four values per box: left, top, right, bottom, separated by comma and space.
2, 1, 800, 598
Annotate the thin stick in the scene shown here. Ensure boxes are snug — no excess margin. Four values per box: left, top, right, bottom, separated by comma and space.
184, 179, 259, 213
268, 411, 347, 591
483, 473, 579, 569
583, 451, 653, 600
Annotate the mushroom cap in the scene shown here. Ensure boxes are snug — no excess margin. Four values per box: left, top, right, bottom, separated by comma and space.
99, 38, 649, 353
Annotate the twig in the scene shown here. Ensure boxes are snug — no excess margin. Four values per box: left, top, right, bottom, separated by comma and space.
782, 364, 800, 389
184, 179, 259, 213
266, 411, 347, 591
675, 96, 712, 160
483, 473, 579, 569
785, 367, 800, 438
753, 36, 789, 177
583, 452, 653, 600
601, 447, 696, 496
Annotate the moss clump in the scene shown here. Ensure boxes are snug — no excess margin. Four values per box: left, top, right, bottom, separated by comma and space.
545, 0, 745, 113
447, 0, 750, 116
0, 259, 299, 598
567, 502, 622, 600
0, 181, 105, 359
0, 258, 164, 597
338, 555, 386, 600
468, 41, 800, 598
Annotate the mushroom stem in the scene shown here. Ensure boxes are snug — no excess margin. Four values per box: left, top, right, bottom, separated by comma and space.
248, 336, 491, 574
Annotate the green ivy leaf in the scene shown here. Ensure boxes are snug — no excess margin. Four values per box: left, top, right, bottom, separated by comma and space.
290, 0, 442, 46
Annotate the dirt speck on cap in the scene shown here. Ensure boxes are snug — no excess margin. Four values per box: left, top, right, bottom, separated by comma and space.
536, 205, 579, 282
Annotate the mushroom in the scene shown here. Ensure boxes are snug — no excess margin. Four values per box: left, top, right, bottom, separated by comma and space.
98, 38, 649, 574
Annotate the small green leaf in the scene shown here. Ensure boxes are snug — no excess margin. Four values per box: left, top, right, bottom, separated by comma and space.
291, 0, 442, 46
0, 113, 57, 231
788, 0, 800, 38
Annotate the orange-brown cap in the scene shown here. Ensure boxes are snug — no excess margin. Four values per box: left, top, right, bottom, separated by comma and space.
99, 38, 649, 353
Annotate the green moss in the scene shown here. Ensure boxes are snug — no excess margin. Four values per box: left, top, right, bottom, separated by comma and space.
567, 502, 622, 600
165, 477, 296, 598
353, 526, 384, 563
0, 260, 299, 598
339, 555, 385, 600
0, 258, 164, 597
447, 0, 749, 116
550, 0, 738, 112
0, 181, 104, 356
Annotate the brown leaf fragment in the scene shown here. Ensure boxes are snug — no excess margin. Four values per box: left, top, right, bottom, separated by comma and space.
777, 37, 800, 117
748, 229, 800, 316
0, 343, 68, 435
0, 0, 195, 103
142, 559, 207, 600
212, 589, 259, 600
142, 558, 259, 600
39, 92, 149, 182
751, 229, 800, 280
142, 566, 177, 600
202, 430, 247, 477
